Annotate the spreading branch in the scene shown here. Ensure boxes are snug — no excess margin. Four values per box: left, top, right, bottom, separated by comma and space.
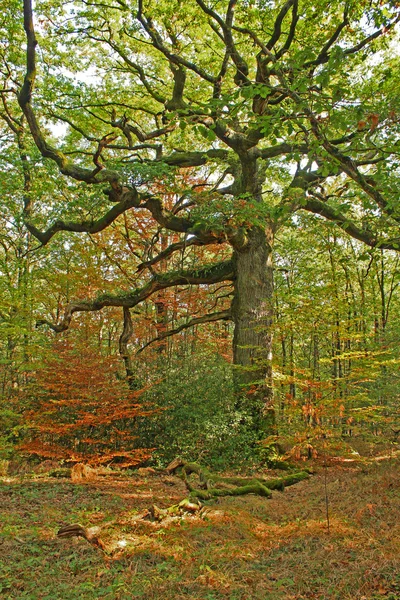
303, 194, 400, 251
137, 0, 217, 84
267, 0, 297, 51
37, 260, 234, 332
107, 41, 166, 105
314, 7, 349, 63
111, 112, 174, 145
18, 0, 123, 187
308, 115, 400, 222
25, 191, 140, 246
304, 11, 400, 68
276, 0, 298, 57
195, 0, 250, 85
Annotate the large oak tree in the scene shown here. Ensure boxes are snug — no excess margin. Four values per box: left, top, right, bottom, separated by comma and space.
4, 0, 400, 434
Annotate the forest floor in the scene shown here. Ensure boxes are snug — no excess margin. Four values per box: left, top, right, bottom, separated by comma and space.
1, 455, 400, 600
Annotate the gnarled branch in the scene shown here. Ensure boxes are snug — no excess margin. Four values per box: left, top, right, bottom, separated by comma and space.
137, 0, 217, 84
304, 11, 400, 69
195, 0, 250, 85
37, 260, 234, 333
267, 0, 296, 51
303, 195, 400, 251
25, 190, 140, 246
307, 114, 400, 222
18, 0, 123, 187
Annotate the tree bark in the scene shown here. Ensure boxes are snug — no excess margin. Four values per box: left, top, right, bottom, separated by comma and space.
231, 225, 275, 435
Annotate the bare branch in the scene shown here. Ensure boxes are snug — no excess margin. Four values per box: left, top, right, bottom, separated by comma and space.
136, 237, 204, 273
266, 0, 296, 51
138, 309, 232, 353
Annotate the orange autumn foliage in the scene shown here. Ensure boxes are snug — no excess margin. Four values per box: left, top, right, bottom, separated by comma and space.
20, 339, 155, 467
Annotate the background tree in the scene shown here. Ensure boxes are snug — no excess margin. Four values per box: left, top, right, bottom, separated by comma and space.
273, 217, 400, 457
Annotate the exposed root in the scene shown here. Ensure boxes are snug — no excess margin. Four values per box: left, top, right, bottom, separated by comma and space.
141, 498, 204, 522
57, 523, 107, 552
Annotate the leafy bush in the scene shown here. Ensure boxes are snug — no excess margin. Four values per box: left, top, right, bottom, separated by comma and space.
0, 407, 26, 461
137, 352, 261, 469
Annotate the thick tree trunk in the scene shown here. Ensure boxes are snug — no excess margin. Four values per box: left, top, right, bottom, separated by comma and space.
231, 225, 275, 435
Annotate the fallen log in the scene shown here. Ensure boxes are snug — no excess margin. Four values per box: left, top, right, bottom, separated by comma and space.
189, 481, 273, 500
138, 459, 310, 523
165, 459, 310, 500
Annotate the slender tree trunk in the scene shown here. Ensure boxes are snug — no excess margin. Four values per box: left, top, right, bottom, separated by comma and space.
289, 330, 296, 400
119, 307, 137, 389
281, 335, 287, 414
154, 232, 168, 356
231, 225, 275, 435
154, 296, 168, 355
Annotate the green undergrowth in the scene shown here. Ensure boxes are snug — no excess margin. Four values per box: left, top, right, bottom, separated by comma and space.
0, 458, 400, 599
